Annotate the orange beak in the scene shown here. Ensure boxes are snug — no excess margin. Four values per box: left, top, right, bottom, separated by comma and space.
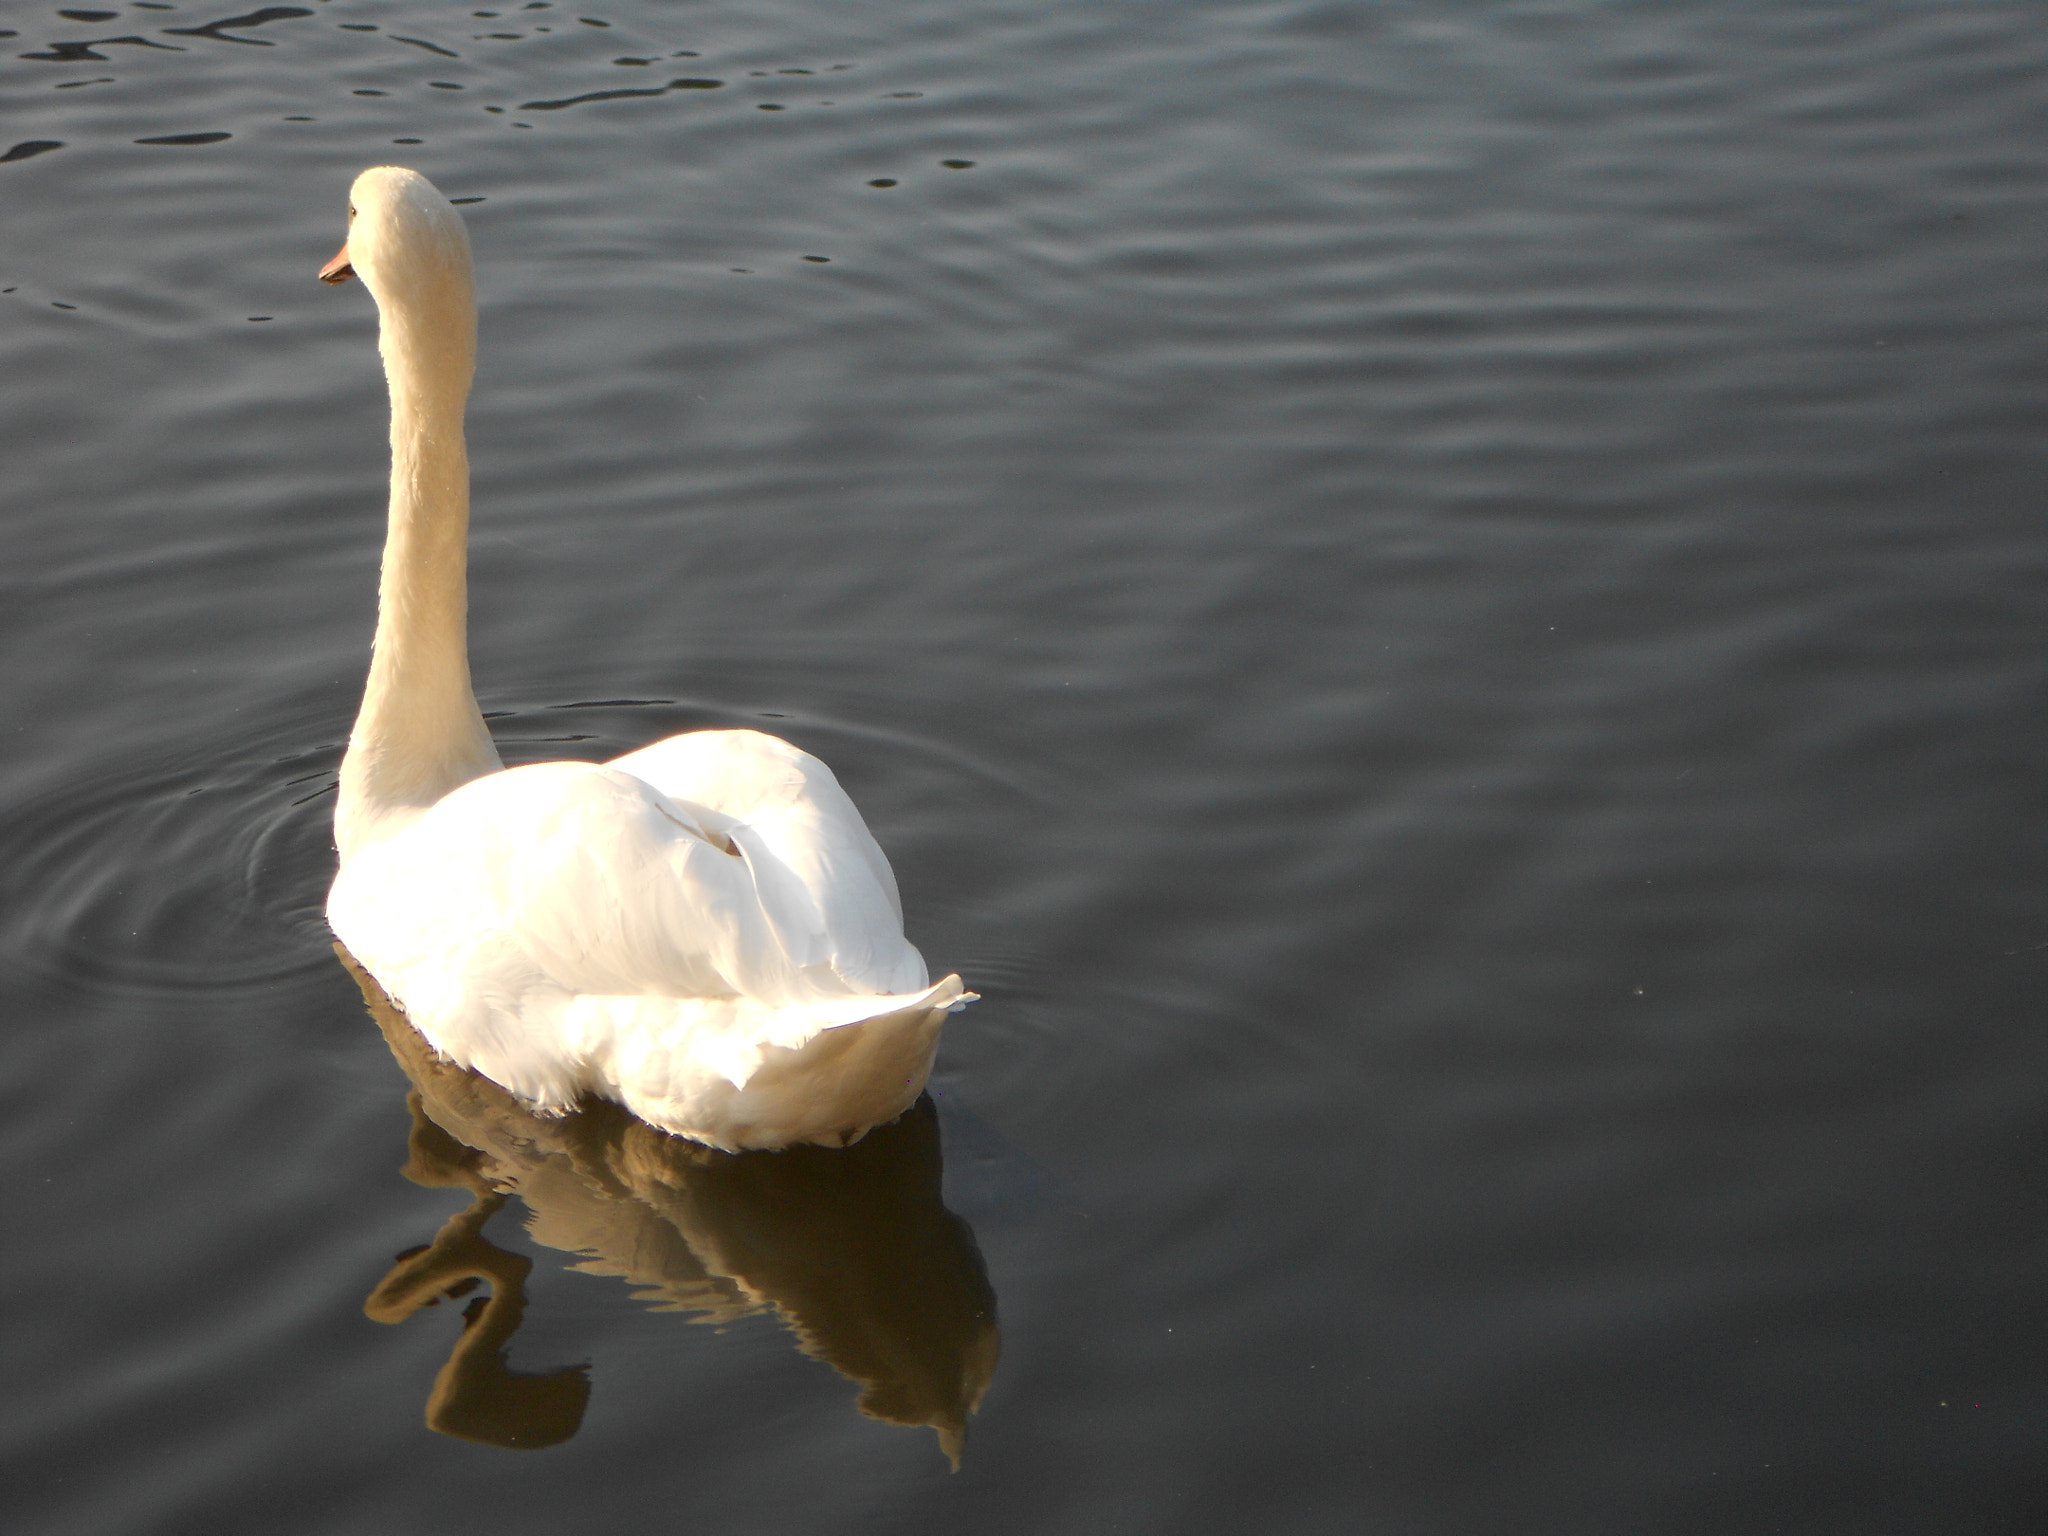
319, 241, 355, 284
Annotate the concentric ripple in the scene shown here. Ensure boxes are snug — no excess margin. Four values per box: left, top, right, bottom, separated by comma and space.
0, 695, 343, 998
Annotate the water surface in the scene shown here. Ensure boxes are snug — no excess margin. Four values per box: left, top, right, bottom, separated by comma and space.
3, 2, 2045, 1531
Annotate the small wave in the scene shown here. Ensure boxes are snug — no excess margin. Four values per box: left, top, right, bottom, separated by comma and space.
519, 77, 722, 111
20, 36, 183, 62
163, 7, 313, 47
390, 35, 458, 59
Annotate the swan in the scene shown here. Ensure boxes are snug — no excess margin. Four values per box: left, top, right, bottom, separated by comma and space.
317, 166, 971, 1152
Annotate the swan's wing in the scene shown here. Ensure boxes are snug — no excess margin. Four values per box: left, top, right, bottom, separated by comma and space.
333, 759, 924, 1004
327, 748, 958, 1138
608, 729, 916, 985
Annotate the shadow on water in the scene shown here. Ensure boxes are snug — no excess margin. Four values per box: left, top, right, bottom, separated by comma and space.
341, 947, 1001, 1466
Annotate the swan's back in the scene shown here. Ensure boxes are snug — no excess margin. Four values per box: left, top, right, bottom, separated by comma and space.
328, 730, 966, 1149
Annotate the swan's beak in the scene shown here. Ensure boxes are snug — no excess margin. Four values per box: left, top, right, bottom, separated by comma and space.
319, 242, 355, 285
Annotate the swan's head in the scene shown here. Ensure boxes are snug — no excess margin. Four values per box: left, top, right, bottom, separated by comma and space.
320, 166, 471, 296
321, 167, 475, 388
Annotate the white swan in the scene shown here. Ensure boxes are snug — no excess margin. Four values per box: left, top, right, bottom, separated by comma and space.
318, 166, 970, 1152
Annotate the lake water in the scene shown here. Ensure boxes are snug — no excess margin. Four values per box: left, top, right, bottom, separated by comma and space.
3, 1, 2045, 1531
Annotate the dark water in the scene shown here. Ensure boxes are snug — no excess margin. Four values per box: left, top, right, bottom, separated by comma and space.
4, 1, 2045, 1530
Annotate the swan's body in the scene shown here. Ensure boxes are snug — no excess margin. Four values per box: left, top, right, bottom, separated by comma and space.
320, 167, 968, 1151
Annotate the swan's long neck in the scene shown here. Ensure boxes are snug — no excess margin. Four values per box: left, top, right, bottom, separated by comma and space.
335, 254, 501, 863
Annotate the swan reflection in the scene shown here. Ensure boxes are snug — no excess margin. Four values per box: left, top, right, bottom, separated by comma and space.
344, 948, 999, 1464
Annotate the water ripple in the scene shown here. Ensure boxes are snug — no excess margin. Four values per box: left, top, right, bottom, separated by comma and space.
0, 705, 343, 999
519, 76, 723, 111
162, 8, 313, 48
20, 36, 183, 62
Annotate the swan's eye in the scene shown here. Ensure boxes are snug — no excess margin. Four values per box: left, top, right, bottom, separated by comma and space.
347, 205, 357, 221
